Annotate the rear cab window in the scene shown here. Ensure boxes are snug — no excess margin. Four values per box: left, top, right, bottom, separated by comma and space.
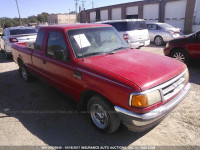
35, 30, 45, 51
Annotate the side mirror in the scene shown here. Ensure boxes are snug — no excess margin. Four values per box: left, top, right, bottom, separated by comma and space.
54, 49, 69, 61
192, 34, 197, 39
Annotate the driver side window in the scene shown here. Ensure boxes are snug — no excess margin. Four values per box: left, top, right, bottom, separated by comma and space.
46, 31, 69, 61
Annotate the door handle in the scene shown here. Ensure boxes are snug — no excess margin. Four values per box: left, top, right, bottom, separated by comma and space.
42, 59, 46, 64
73, 70, 82, 80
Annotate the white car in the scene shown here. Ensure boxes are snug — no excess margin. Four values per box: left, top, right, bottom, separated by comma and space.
97, 19, 150, 49
0, 26, 37, 59
146, 22, 181, 46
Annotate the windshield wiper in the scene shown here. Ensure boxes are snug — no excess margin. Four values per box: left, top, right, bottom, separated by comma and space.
83, 52, 107, 57
109, 47, 129, 54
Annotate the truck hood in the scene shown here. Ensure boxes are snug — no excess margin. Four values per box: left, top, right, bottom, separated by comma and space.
83, 49, 186, 90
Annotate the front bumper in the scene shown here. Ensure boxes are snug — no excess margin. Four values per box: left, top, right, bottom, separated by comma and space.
114, 83, 191, 132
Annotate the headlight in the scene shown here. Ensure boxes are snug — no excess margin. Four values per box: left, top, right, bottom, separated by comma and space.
129, 90, 162, 108
166, 43, 170, 48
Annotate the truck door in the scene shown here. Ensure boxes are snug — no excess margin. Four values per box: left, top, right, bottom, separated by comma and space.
31, 30, 46, 76
41, 30, 80, 99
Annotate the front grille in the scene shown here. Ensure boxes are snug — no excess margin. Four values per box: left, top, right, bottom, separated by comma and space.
161, 71, 186, 102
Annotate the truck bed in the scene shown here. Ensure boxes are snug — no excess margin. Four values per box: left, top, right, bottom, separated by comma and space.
12, 43, 33, 68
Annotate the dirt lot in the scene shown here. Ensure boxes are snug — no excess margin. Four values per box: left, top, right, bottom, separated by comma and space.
0, 45, 200, 149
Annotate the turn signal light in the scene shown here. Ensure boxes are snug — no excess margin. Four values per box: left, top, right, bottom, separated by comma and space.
131, 95, 149, 108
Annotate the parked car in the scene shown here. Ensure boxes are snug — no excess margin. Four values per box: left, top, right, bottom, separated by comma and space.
164, 31, 200, 64
147, 22, 181, 46
0, 26, 37, 59
97, 19, 150, 48
12, 24, 190, 134
35, 25, 48, 31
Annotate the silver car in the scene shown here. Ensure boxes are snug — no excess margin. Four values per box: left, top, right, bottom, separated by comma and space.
147, 22, 181, 46
0, 26, 37, 59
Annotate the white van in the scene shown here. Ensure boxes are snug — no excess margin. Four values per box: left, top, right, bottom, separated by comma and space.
97, 19, 150, 48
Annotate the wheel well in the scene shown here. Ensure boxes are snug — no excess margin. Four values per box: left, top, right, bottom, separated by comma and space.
154, 35, 162, 40
80, 90, 112, 110
17, 58, 23, 66
170, 47, 188, 57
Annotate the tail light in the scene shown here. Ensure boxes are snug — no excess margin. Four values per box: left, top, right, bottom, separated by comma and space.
123, 34, 129, 41
173, 31, 179, 34
9, 38, 18, 43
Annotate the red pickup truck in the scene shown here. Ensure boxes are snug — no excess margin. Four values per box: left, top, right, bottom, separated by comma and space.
12, 24, 190, 134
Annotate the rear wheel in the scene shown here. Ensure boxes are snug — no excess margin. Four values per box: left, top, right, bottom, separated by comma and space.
171, 49, 189, 64
154, 36, 164, 46
19, 62, 32, 82
87, 95, 120, 134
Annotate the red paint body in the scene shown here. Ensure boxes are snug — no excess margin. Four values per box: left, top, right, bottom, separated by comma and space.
11, 24, 186, 114
164, 32, 200, 60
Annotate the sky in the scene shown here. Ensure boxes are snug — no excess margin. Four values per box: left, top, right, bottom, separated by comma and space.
0, 0, 139, 18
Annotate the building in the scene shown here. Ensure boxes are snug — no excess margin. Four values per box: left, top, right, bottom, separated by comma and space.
47, 14, 77, 25
80, 0, 200, 34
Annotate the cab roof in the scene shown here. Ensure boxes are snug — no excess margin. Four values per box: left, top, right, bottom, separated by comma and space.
39, 23, 111, 31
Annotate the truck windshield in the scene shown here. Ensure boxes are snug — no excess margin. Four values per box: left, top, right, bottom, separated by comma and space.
10, 28, 37, 35
68, 27, 129, 58
106, 21, 147, 31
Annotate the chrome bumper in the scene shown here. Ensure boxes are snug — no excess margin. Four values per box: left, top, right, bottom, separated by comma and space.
128, 39, 150, 48
114, 83, 191, 132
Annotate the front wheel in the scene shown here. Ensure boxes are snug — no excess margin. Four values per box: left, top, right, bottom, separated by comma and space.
171, 49, 189, 64
154, 36, 164, 46
87, 95, 120, 134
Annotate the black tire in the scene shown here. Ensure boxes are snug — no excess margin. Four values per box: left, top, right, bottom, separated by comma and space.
87, 95, 120, 134
18, 62, 32, 82
5, 51, 12, 60
154, 36, 164, 46
171, 49, 189, 65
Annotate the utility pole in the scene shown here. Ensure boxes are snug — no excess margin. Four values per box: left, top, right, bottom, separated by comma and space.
15, 0, 22, 26
69, 9, 70, 22
81, 1, 86, 10
74, 0, 79, 20
92, 0, 94, 9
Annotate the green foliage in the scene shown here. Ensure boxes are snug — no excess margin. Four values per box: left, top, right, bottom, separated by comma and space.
0, 12, 49, 28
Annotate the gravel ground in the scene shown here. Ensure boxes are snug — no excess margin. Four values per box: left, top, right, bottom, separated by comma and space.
0, 44, 200, 149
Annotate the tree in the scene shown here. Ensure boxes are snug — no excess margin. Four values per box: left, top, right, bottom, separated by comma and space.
37, 12, 49, 23
28, 16, 39, 23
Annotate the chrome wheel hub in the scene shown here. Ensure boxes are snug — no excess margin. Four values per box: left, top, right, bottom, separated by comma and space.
90, 104, 108, 129
155, 37, 162, 45
173, 52, 185, 62
21, 67, 28, 80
